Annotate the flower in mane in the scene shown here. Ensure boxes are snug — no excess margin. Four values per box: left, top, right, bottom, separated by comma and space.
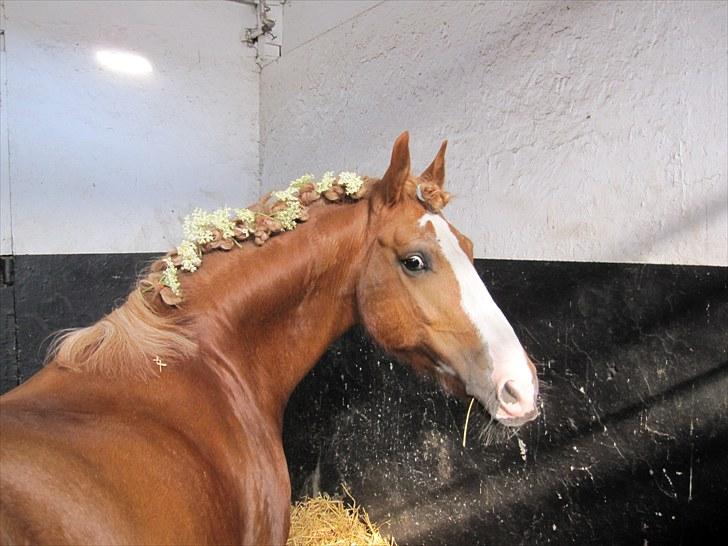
177, 240, 201, 272
160, 257, 182, 297
183, 207, 235, 245
234, 208, 256, 238
157, 171, 366, 304
315, 171, 336, 194
338, 171, 364, 196
273, 199, 304, 231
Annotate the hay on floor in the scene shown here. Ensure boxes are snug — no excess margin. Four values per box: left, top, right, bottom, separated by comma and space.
287, 491, 396, 546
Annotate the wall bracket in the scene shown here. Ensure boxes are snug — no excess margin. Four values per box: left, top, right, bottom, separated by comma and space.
243, 0, 283, 67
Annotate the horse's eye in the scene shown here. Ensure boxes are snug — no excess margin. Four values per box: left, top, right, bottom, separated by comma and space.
401, 254, 427, 273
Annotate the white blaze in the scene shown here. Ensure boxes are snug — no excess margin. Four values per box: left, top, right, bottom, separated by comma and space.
418, 213, 534, 399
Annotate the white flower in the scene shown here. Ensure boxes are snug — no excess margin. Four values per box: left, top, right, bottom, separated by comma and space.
235, 208, 256, 227
160, 257, 182, 296
177, 240, 201, 272
182, 207, 235, 244
273, 186, 299, 202
338, 171, 364, 196
208, 207, 235, 239
273, 199, 304, 230
315, 171, 336, 193
183, 208, 212, 244
289, 173, 315, 189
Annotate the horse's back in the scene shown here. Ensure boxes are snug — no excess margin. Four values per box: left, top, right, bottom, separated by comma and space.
0, 369, 242, 545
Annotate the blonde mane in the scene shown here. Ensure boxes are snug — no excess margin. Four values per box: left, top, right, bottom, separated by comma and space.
47, 260, 197, 379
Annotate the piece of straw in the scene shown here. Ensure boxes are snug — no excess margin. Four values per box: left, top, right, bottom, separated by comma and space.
462, 397, 476, 448
287, 490, 396, 546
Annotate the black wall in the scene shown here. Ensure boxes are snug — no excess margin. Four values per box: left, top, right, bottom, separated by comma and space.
1, 254, 726, 545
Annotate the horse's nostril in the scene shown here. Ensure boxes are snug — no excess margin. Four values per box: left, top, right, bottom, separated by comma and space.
496, 379, 538, 421
494, 379, 540, 424
500, 380, 520, 405
495, 379, 539, 423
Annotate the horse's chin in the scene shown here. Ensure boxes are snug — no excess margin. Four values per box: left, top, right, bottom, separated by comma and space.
493, 413, 537, 428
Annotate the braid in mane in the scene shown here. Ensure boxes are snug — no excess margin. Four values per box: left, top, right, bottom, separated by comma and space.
45, 171, 372, 378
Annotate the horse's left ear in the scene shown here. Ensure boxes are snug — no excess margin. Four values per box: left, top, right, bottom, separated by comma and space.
420, 140, 448, 188
381, 131, 412, 206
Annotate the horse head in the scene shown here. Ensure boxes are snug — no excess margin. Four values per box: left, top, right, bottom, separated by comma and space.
358, 132, 539, 427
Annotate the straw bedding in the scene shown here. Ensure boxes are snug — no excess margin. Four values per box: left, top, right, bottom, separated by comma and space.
287, 491, 396, 546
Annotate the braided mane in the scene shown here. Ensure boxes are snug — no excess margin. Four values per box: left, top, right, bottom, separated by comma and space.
47, 173, 448, 379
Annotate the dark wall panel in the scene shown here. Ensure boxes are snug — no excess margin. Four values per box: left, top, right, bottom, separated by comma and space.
1, 255, 726, 545
11, 254, 157, 383
0, 277, 17, 393
284, 261, 728, 545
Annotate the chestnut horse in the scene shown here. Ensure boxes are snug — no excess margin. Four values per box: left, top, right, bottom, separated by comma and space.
0, 133, 538, 545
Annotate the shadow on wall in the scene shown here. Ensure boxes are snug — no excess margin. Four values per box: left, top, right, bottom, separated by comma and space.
613, 193, 728, 264
284, 260, 728, 545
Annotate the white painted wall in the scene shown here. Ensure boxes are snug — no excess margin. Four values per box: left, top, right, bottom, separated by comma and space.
281, 0, 381, 55
1, 0, 259, 255
261, 0, 728, 266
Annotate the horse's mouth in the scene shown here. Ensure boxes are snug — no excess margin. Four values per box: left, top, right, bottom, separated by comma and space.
423, 351, 540, 428
493, 407, 539, 427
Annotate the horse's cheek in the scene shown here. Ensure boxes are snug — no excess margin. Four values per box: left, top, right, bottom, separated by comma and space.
359, 286, 416, 351
357, 274, 390, 343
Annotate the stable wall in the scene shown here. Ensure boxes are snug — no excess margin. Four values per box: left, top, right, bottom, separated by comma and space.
261, 0, 727, 266
0, 0, 259, 255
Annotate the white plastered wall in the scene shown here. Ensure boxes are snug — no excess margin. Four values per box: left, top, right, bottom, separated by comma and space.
1, 1, 725, 264
261, 0, 728, 266
0, 0, 259, 255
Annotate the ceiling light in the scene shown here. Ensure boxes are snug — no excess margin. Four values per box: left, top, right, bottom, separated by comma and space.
95, 49, 153, 76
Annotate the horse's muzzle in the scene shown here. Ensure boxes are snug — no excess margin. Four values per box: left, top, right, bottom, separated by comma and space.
493, 359, 539, 427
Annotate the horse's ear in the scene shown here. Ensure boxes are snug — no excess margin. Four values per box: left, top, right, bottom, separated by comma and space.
381, 131, 411, 206
420, 140, 447, 188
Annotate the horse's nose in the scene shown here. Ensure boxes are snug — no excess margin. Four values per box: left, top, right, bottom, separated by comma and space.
496, 378, 538, 424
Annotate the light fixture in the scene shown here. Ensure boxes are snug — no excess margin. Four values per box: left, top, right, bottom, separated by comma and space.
95, 49, 153, 76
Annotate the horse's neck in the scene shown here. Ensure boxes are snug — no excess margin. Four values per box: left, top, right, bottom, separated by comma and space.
187, 199, 371, 422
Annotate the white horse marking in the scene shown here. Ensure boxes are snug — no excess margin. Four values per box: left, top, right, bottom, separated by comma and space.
418, 212, 535, 409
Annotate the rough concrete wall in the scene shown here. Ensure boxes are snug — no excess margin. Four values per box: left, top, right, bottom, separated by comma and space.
1, 0, 259, 254
281, 0, 382, 55
260, 0, 727, 266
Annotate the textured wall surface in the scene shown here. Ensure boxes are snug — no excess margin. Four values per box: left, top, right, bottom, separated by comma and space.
261, 0, 727, 266
1, 0, 258, 254
280, 0, 381, 55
